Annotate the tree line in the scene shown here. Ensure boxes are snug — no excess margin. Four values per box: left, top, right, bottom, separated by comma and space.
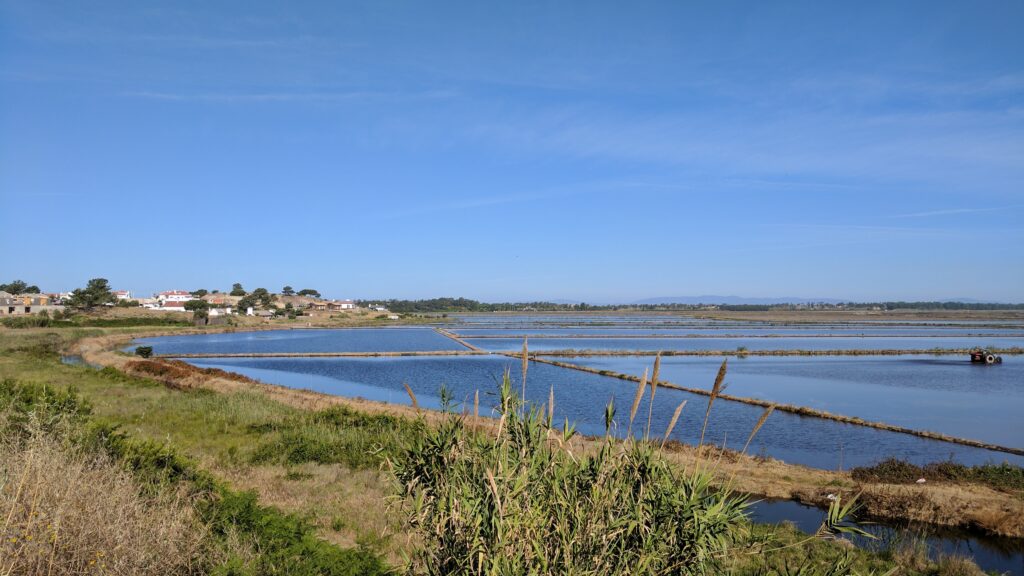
358, 297, 1024, 313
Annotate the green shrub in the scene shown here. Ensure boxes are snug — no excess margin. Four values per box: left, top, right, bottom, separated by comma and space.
851, 458, 1024, 493
0, 378, 92, 438
1, 314, 51, 328
390, 375, 750, 575
2, 378, 390, 576
135, 345, 154, 358
250, 405, 422, 469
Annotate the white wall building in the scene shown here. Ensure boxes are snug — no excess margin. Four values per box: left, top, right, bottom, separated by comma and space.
157, 290, 192, 303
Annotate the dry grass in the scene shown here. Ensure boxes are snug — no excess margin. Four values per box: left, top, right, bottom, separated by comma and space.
216, 463, 410, 565
0, 422, 209, 576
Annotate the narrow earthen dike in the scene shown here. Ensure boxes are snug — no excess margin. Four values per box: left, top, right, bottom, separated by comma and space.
516, 354, 1024, 457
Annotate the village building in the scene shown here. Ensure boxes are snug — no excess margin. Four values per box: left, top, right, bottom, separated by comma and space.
156, 290, 192, 304
0, 291, 65, 316
307, 299, 356, 312
160, 300, 187, 312
202, 294, 243, 307
113, 290, 132, 301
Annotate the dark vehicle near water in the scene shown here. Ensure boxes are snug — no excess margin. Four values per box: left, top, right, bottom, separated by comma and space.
970, 349, 1003, 364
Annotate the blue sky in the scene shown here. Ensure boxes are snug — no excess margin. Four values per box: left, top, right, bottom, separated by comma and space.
2, 1, 1022, 302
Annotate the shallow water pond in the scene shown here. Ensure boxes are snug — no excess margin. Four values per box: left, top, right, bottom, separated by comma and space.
464, 335, 1024, 352
563, 355, 1024, 447
750, 499, 1024, 576
131, 328, 465, 355
183, 355, 1023, 469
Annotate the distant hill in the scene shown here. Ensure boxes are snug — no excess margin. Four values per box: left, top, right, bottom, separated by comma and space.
632, 295, 845, 305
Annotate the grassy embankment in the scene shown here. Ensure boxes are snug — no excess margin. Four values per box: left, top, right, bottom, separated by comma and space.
71, 328, 1024, 536
1, 326, 1018, 574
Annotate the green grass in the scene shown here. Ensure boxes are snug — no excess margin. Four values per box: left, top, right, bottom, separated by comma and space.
0, 329, 997, 575
851, 458, 1024, 493
1, 314, 191, 328
0, 377, 391, 576
250, 405, 424, 469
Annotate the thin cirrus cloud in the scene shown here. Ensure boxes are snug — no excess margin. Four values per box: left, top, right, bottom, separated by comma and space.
887, 206, 1018, 219
122, 89, 457, 103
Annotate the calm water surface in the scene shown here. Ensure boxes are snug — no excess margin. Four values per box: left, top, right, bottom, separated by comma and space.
750, 500, 1023, 575
464, 336, 1024, 352
183, 355, 1023, 469
563, 355, 1024, 447
452, 327, 1024, 337
132, 328, 464, 355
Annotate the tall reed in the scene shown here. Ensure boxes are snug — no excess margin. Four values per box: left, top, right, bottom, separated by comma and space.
699, 359, 728, 447
389, 374, 750, 576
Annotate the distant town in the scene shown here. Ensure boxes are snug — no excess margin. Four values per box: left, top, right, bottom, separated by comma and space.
3, 277, 1022, 327
0, 279, 398, 322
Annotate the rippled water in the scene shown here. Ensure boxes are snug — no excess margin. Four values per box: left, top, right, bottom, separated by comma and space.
464, 335, 1024, 352
452, 327, 1024, 337
562, 355, 1024, 447
182, 355, 1023, 469
132, 328, 464, 354
750, 500, 1024, 575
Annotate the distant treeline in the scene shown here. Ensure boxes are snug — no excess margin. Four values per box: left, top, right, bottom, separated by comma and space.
357, 298, 1024, 313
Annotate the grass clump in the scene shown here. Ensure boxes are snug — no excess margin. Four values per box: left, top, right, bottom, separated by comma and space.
851, 458, 1024, 493
250, 405, 423, 469
1, 314, 190, 328
1, 380, 208, 575
390, 373, 751, 575
0, 377, 392, 576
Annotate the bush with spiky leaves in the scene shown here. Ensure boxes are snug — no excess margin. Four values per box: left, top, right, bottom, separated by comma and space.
390, 374, 750, 576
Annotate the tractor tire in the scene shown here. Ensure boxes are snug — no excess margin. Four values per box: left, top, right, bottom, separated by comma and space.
985, 354, 996, 364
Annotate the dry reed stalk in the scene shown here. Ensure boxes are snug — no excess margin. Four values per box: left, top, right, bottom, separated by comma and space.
474, 389, 479, 419
521, 338, 529, 406
627, 368, 649, 435
403, 382, 419, 409
0, 431, 208, 576
661, 400, 687, 447
645, 353, 662, 440
548, 385, 555, 427
742, 405, 775, 454
485, 468, 503, 517
699, 359, 728, 447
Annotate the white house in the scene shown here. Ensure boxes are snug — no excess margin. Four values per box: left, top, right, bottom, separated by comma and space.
161, 301, 187, 312
113, 290, 132, 301
156, 290, 191, 304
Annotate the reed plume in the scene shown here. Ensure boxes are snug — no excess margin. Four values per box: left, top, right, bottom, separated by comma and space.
661, 400, 687, 447
548, 385, 555, 427
645, 353, 662, 441
742, 405, 775, 454
521, 338, 529, 412
699, 359, 728, 447
627, 368, 648, 436
403, 382, 419, 409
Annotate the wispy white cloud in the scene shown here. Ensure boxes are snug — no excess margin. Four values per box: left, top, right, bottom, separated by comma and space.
380, 179, 680, 220
123, 89, 457, 103
888, 206, 1017, 219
